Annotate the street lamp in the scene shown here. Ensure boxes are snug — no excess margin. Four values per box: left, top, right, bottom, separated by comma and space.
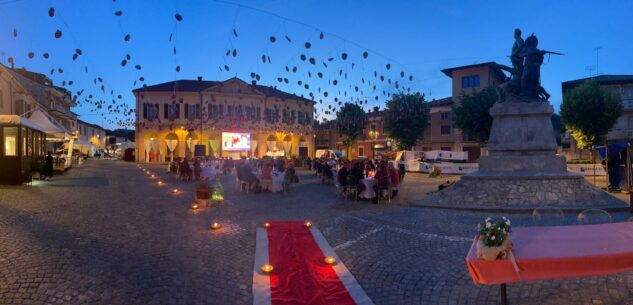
369, 130, 379, 159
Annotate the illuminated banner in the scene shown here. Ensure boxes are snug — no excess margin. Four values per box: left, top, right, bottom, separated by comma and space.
222, 132, 251, 151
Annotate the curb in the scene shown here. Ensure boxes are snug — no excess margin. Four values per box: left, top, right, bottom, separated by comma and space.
400, 202, 631, 214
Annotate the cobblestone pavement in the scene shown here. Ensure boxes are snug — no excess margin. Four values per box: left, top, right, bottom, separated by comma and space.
1, 160, 633, 305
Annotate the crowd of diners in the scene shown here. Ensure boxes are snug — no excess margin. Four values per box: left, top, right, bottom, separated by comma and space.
307, 156, 406, 203
166, 154, 405, 200
168, 156, 297, 193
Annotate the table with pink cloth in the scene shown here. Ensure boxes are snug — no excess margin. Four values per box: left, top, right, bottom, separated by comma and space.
467, 222, 633, 285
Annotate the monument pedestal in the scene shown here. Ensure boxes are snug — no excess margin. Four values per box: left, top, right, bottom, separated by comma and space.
425, 96, 626, 209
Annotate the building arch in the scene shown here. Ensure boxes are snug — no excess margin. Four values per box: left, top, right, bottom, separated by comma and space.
283, 135, 292, 156
143, 132, 159, 162
185, 131, 200, 157
266, 134, 278, 152
165, 132, 178, 161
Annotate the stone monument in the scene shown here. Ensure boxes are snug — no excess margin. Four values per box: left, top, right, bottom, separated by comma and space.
426, 30, 626, 209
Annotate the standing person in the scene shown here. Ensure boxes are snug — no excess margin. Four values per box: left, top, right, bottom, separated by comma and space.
180, 158, 192, 181
193, 158, 202, 180
306, 157, 312, 170
44, 151, 54, 180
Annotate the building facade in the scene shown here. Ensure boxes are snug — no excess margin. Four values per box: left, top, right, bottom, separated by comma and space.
77, 119, 106, 150
314, 107, 394, 160
416, 62, 506, 162
561, 75, 633, 159
134, 77, 315, 162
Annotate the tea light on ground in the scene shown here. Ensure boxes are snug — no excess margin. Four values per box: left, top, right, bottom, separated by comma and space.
304, 220, 312, 228
211, 222, 220, 230
261, 264, 274, 273
263, 222, 270, 228
151, 174, 155, 178
191, 203, 199, 210
157, 181, 163, 185
324, 256, 337, 265
172, 188, 179, 193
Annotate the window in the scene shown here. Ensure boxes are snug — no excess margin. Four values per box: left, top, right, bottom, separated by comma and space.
184, 104, 201, 119
165, 104, 180, 119
440, 112, 451, 121
143, 103, 158, 120
440, 125, 451, 135
461, 75, 480, 89
22, 127, 27, 157
358, 147, 364, 157
0, 89, 3, 108
3, 127, 17, 156
371, 124, 377, 132
27, 129, 33, 157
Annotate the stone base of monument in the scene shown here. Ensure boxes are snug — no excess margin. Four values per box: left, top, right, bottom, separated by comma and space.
424, 173, 625, 209
421, 96, 628, 210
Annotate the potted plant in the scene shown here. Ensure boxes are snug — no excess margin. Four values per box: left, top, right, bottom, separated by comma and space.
476, 217, 513, 260
196, 179, 211, 200
211, 178, 224, 204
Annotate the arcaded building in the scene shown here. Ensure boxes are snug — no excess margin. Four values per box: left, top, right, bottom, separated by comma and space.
133, 77, 315, 162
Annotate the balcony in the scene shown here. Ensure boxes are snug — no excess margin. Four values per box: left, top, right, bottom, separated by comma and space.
49, 101, 75, 120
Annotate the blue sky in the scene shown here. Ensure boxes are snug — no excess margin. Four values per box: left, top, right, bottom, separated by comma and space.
1, 0, 632, 129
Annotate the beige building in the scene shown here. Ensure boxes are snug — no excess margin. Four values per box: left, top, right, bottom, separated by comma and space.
134, 77, 315, 162
77, 119, 106, 155
561, 75, 633, 160
416, 62, 506, 162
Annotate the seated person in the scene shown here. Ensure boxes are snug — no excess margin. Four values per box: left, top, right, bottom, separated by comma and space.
338, 164, 349, 188
388, 162, 401, 198
350, 162, 366, 193
237, 162, 260, 190
261, 164, 273, 191
373, 163, 390, 203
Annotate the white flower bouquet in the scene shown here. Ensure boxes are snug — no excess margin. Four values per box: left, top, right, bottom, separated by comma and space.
476, 217, 513, 261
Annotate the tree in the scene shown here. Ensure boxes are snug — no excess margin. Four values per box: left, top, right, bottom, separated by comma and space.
452, 87, 497, 146
383, 93, 429, 150
336, 103, 366, 158
560, 80, 622, 149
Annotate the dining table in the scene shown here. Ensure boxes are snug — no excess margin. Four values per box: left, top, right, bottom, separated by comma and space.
358, 177, 376, 199
466, 222, 633, 305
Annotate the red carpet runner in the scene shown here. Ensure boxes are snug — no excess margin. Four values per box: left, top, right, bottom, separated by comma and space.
253, 221, 373, 305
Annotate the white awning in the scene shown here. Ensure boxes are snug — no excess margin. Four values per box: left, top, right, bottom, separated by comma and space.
0, 115, 46, 132
29, 110, 70, 140
118, 141, 136, 150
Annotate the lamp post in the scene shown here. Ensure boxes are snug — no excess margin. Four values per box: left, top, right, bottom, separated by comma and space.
369, 130, 379, 159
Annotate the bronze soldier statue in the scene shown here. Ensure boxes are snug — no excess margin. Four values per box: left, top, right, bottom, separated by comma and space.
511, 28, 524, 81
496, 31, 562, 102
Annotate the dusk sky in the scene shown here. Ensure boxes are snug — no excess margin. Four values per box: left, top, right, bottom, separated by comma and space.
1, 0, 632, 129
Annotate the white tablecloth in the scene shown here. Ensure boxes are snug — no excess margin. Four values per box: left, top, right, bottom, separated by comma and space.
202, 164, 216, 179
359, 178, 376, 199
271, 171, 286, 192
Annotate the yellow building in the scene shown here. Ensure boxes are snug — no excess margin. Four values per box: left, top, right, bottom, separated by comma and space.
134, 77, 315, 162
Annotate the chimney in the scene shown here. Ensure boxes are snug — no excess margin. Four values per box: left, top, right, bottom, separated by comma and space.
197, 76, 203, 81
373, 106, 379, 112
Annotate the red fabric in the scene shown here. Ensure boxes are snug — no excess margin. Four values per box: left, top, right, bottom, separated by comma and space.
388, 167, 400, 186
466, 222, 633, 285
374, 169, 389, 187
262, 166, 272, 179
267, 221, 356, 305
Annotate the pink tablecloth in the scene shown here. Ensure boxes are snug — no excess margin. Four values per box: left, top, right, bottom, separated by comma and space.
466, 222, 633, 285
